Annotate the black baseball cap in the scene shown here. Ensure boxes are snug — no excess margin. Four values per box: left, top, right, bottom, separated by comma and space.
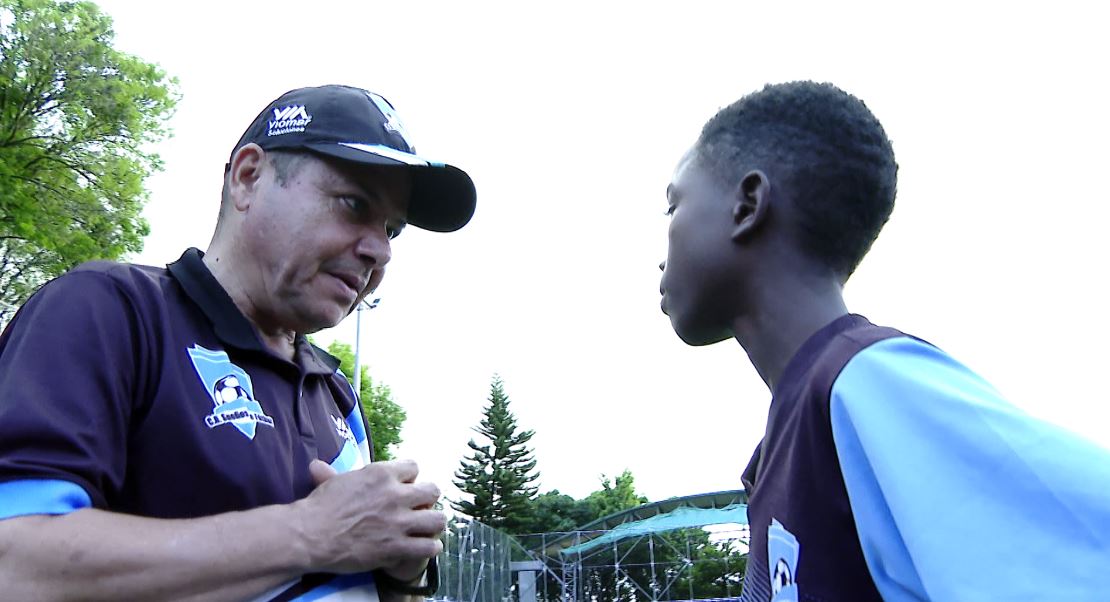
229, 85, 476, 232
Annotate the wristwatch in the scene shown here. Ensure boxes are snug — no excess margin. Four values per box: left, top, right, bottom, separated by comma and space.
374, 557, 440, 597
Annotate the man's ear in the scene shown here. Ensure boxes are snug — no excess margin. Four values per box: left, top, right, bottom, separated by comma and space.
227, 143, 266, 211
731, 170, 771, 241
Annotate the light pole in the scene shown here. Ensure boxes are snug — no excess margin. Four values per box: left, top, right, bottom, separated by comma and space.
352, 297, 381, 397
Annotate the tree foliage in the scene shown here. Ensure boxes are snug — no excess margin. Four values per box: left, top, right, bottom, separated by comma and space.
584, 469, 649, 519
515, 489, 596, 535
452, 375, 539, 534
0, 0, 177, 316
516, 470, 648, 536
326, 341, 406, 461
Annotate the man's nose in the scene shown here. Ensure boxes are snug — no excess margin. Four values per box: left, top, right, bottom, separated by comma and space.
356, 228, 392, 268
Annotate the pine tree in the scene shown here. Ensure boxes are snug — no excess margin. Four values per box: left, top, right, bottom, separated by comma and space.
452, 375, 539, 533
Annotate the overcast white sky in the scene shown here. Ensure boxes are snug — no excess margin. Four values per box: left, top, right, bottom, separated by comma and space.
94, 0, 1109, 505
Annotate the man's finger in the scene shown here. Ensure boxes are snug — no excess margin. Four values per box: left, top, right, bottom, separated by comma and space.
405, 509, 448, 537
403, 482, 441, 510
309, 459, 338, 486
379, 458, 419, 483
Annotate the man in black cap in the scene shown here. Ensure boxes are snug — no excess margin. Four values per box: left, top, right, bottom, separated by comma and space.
0, 85, 475, 600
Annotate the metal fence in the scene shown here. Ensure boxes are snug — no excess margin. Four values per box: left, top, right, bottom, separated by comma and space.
518, 527, 748, 602
435, 518, 518, 602
435, 522, 749, 602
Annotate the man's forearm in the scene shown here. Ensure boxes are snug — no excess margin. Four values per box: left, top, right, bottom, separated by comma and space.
0, 460, 446, 601
0, 505, 310, 601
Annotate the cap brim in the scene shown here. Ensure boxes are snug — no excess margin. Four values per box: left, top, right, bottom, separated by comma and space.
304, 142, 476, 233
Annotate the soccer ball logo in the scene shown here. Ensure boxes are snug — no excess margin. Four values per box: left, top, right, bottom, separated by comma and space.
772, 558, 793, 594
213, 375, 250, 405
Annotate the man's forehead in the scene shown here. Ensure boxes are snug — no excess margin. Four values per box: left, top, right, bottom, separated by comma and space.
323, 156, 409, 194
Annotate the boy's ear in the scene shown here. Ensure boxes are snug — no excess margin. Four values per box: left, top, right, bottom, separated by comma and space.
731, 170, 770, 241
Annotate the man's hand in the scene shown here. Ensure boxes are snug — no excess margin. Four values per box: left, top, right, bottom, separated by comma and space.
298, 459, 446, 576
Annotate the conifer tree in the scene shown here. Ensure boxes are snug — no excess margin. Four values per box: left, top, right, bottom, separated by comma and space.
452, 375, 539, 533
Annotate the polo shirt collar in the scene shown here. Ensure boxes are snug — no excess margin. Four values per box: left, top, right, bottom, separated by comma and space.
167, 248, 340, 375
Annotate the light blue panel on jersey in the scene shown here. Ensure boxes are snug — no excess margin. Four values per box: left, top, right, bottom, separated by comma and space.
830, 336, 1110, 600
344, 403, 368, 447
252, 572, 378, 602
295, 572, 378, 602
329, 439, 361, 474
336, 368, 372, 465
0, 478, 92, 519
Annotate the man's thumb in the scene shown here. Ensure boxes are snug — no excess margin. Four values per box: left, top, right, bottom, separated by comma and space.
309, 459, 339, 486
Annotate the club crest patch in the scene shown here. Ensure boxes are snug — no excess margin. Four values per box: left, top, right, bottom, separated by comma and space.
187, 345, 274, 439
768, 518, 800, 602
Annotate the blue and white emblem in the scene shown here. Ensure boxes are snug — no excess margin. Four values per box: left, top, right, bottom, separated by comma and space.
188, 345, 274, 440
768, 518, 800, 602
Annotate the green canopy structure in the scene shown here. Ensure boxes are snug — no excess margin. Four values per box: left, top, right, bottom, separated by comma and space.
519, 490, 751, 601
559, 502, 748, 557
533, 489, 749, 558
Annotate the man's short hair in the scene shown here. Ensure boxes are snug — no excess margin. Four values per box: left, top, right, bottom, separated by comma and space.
695, 81, 898, 277
217, 150, 311, 228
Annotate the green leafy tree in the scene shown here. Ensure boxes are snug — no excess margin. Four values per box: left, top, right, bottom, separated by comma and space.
516, 490, 596, 535
326, 341, 406, 461
0, 0, 177, 317
519, 470, 648, 537
452, 375, 539, 534
585, 469, 649, 519
671, 533, 748, 599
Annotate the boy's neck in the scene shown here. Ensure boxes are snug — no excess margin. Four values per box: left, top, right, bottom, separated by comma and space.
730, 275, 849, 392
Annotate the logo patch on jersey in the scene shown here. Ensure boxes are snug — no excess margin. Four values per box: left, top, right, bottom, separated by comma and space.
187, 345, 275, 440
768, 518, 800, 602
333, 414, 356, 447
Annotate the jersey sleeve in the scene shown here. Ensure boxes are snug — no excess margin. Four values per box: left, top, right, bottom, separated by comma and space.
0, 271, 147, 518
829, 336, 1110, 600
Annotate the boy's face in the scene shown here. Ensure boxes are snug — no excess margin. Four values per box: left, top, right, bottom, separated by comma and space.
660, 149, 742, 346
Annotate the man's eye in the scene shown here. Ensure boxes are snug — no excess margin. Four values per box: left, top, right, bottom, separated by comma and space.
664, 205, 676, 217
386, 224, 402, 240
340, 195, 367, 215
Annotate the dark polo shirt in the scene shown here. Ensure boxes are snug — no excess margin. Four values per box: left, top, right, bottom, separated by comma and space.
0, 248, 373, 519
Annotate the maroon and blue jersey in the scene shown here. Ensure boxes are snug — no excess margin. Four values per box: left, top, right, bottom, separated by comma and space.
740, 314, 1110, 601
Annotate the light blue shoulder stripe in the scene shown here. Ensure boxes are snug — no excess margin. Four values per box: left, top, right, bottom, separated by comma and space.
0, 479, 92, 519
830, 336, 1110, 600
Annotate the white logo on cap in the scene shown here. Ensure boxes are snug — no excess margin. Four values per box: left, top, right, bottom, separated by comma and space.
268, 105, 312, 137
364, 92, 416, 150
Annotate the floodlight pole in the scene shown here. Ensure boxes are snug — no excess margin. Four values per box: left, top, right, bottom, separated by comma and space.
352, 297, 381, 397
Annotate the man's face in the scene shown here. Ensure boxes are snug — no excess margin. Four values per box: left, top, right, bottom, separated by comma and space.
660, 149, 742, 346
243, 154, 410, 333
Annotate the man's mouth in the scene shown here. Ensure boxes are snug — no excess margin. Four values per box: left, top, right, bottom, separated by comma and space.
327, 272, 364, 296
